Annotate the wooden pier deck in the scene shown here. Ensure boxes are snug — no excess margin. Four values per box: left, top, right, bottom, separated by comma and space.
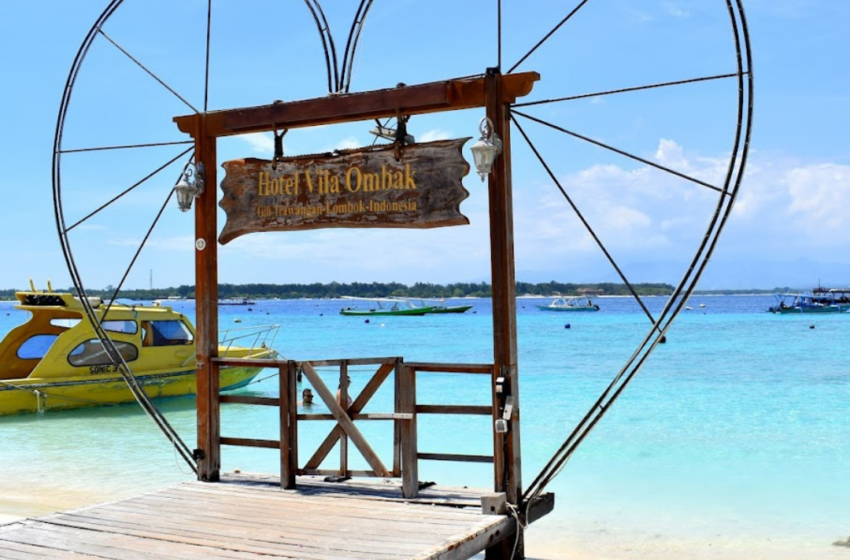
0, 473, 533, 560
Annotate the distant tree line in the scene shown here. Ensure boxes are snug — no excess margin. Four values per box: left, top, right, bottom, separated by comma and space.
0, 281, 686, 300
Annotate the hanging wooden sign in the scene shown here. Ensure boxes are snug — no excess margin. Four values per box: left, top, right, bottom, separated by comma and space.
218, 138, 471, 244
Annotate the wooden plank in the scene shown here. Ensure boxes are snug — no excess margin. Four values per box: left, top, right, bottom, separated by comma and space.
220, 395, 278, 406
302, 361, 394, 470
0, 524, 189, 560
213, 357, 287, 368
300, 362, 390, 476
103, 495, 473, 533
399, 364, 418, 498
221, 477, 481, 507
221, 473, 489, 506
38, 516, 421, 559
161, 483, 485, 522
406, 363, 494, 374
299, 469, 378, 478
220, 437, 279, 449
418, 453, 494, 464
64, 497, 465, 541
0, 538, 107, 560
301, 357, 398, 367
416, 405, 491, 415
62, 506, 446, 547
417, 517, 516, 560
195, 123, 220, 482
100, 494, 473, 532
173, 74, 540, 138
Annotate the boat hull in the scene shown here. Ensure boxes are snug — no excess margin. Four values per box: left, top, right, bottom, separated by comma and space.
339, 307, 435, 316
769, 304, 850, 314
535, 305, 599, 312
0, 365, 266, 416
428, 305, 473, 314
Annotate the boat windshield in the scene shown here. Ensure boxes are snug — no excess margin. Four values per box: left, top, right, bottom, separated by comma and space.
142, 320, 193, 346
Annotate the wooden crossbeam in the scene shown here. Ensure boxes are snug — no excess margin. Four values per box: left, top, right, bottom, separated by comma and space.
303, 361, 396, 471
299, 362, 390, 477
174, 73, 539, 138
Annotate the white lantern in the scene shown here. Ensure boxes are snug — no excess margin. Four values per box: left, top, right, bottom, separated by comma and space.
470, 117, 502, 181
174, 164, 204, 212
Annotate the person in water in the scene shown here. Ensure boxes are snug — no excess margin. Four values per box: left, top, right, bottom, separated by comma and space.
300, 388, 314, 406
336, 376, 353, 407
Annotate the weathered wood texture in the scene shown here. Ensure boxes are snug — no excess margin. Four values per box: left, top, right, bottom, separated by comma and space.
218, 139, 470, 243
194, 120, 220, 482
485, 69, 522, 560
174, 73, 540, 137
0, 476, 531, 560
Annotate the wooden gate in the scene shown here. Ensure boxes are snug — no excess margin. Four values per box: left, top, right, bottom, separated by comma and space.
214, 356, 498, 499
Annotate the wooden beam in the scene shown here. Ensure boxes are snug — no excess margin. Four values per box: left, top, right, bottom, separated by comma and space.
406, 363, 494, 374
418, 453, 494, 464
219, 395, 278, 406
485, 68, 523, 560
416, 405, 492, 416
220, 437, 279, 449
194, 116, 220, 482
174, 73, 539, 138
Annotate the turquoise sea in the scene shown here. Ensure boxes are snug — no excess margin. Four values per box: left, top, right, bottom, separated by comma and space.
1, 295, 848, 559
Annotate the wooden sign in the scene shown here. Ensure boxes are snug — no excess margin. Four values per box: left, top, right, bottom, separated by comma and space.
218, 138, 471, 244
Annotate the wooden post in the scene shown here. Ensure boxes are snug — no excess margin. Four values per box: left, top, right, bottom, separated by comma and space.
280, 363, 296, 489
485, 68, 523, 560
399, 364, 418, 499
392, 358, 402, 477
194, 115, 220, 482
288, 360, 299, 483
339, 361, 349, 476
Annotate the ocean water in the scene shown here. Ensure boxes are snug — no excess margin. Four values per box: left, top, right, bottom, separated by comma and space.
1, 295, 848, 558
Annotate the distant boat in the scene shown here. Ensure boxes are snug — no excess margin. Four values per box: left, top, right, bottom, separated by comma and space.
219, 298, 255, 306
536, 296, 600, 312
768, 287, 850, 314
339, 296, 472, 316
428, 304, 473, 314
340, 297, 434, 316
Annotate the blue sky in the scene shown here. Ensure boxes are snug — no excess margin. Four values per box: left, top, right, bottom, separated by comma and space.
0, 0, 848, 292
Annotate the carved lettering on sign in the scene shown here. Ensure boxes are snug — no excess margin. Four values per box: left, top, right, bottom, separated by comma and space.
218, 139, 471, 244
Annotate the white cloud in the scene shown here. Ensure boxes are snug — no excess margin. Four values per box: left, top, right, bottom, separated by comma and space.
665, 3, 692, 17
238, 133, 275, 156
418, 129, 451, 143
785, 163, 850, 233
320, 136, 362, 152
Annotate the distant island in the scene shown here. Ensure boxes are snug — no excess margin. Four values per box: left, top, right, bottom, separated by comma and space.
0, 282, 797, 301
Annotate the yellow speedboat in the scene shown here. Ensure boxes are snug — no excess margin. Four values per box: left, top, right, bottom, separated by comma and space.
0, 291, 279, 415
